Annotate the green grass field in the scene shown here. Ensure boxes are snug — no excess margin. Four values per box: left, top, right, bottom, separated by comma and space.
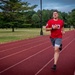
0, 28, 48, 44
0, 28, 73, 44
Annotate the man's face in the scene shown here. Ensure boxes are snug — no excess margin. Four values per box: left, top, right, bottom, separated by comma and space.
53, 12, 58, 19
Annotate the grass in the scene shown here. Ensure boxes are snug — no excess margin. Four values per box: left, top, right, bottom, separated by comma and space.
0, 28, 47, 44
0, 28, 73, 44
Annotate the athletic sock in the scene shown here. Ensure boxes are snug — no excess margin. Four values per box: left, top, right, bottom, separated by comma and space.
59, 44, 62, 51
51, 64, 57, 70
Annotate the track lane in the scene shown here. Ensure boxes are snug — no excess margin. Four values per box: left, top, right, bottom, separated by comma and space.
35, 39, 75, 75
0, 39, 50, 58
0, 32, 72, 59
0, 30, 72, 51
0, 30, 72, 74
0, 30, 74, 75
0, 36, 49, 51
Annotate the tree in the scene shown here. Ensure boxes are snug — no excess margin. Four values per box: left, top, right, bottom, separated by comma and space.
25, 11, 36, 24
67, 9, 75, 29
60, 12, 68, 28
0, 0, 37, 31
37, 9, 53, 27
71, 9, 75, 28
32, 14, 40, 28
0, 12, 4, 28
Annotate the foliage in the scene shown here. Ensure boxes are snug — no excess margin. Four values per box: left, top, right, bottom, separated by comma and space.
0, 0, 37, 31
0, 0, 75, 29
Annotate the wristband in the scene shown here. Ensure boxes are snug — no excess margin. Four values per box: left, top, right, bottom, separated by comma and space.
52, 27, 54, 30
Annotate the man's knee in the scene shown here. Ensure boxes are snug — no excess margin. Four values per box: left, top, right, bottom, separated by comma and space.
54, 46, 59, 52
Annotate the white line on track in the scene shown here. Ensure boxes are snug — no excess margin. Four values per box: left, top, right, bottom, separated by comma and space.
0, 46, 51, 74
74, 70, 75, 75
0, 36, 70, 60
0, 36, 45, 48
0, 36, 72, 73
35, 39, 75, 75
0, 38, 48, 52
0, 41, 50, 60
0, 33, 72, 53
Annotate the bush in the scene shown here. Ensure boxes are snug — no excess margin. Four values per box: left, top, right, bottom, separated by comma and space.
19, 24, 32, 28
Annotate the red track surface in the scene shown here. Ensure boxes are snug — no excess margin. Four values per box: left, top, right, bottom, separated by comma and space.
0, 30, 75, 75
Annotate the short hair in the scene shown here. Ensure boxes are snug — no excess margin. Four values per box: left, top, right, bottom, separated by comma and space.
53, 10, 58, 13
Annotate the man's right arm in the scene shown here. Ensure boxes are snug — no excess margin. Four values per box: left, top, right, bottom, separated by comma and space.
46, 28, 53, 31
46, 21, 53, 31
45, 20, 58, 31
46, 25, 58, 31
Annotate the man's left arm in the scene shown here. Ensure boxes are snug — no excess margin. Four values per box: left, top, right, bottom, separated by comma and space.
61, 20, 65, 35
61, 27, 65, 35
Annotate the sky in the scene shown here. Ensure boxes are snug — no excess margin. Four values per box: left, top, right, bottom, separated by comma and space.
22, 0, 75, 12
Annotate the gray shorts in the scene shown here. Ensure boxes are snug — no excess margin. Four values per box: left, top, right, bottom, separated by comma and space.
50, 38, 62, 47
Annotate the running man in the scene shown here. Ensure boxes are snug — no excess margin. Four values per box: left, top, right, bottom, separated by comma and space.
46, 10, 65, 70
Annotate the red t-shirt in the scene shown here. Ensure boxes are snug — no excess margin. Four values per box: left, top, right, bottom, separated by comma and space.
46, 19, 64, 38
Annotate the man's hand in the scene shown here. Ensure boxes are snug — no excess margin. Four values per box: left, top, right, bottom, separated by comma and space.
62, 31, 65, 35
61, 27, 65, 35
52, 25, 58, 29
46, 25, 59, 31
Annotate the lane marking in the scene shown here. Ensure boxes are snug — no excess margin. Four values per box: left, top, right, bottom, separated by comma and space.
35, 39, 75, 75
0, 38, 48, 52
74, 70, 75, 75
0, 36, 71, 73
0, 41, 50, 60
0, 36, 46, 48
0, 36, 70, 60
0, 46, 51, 74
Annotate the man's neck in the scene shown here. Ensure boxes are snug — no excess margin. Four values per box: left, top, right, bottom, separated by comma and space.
53, 18, 58, 21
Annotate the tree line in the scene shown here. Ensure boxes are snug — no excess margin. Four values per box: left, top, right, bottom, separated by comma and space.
0, 0, 75, 32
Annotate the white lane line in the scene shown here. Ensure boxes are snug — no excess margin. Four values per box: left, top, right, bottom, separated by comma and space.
0, 41, 50, 60
0, 46, 51, 74
0, 36, 71, 73
0, 35, 72, 73
35, 39, 74, 75
0, 38, 48, 52
0, 36, 70, 60
0, 32, 71, 53
0, 36, 45, 48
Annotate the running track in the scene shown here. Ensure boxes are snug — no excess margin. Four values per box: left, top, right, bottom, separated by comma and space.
0, 30, 75, 75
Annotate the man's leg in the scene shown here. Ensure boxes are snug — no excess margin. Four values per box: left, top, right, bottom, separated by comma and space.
54, 46, 60, 65
51, 46, 60, 70
51, 38, 62, 70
